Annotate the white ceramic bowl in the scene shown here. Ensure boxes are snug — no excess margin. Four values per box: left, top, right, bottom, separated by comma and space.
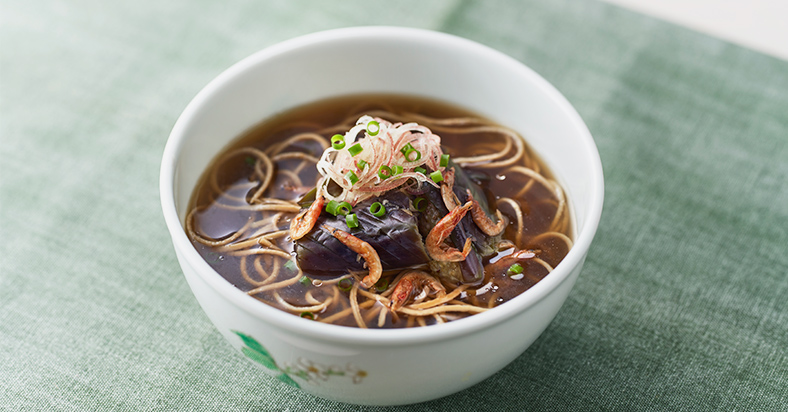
160, 26, 603, 406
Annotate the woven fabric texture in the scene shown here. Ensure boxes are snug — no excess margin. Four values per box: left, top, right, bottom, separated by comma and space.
1, 0, 786, 410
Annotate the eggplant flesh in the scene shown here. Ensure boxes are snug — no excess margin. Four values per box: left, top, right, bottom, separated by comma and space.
294, 191, 429, 277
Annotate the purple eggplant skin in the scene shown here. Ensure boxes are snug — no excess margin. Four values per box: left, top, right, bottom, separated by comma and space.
294, 191, 429, 277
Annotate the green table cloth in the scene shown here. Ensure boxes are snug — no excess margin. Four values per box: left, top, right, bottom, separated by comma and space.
2, 0, 786, 410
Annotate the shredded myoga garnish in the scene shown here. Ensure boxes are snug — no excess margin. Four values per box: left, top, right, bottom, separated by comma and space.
315, 115, 445, 205
291, 116, 450, 242
187, 96, 572, 329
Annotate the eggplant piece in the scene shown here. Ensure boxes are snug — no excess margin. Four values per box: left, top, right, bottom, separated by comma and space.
418, 162, 501, 285
417, 199, 464, 284
294, 191, 429, 277
421, 184, 485, 285
450, 162, 500, 258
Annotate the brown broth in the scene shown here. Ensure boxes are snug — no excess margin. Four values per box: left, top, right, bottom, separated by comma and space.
187, 94, 572, 328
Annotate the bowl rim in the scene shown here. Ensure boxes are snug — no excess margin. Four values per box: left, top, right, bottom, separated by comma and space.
160, 26, 604, 346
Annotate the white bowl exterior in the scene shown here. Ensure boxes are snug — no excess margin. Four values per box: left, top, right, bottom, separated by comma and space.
161, 27, 603, 405
180, 246, 586, 405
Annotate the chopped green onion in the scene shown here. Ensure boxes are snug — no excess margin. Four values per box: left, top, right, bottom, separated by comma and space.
325, 199, 340, 216
346, 171, 359, 185
374, 277, 389, 292
440, 154, 450, 167
299, 276, 311, 285
336, 201, 352, 216
430, 170, 444, 183
338, 277, 353, 291
413, 197, 427, 212
367, 120, 380, 136
244, 156, 256, 166
378, 165, 392, 180
284, 259, 298, 272
400, 143, 421, 162
414, 166, 427, 175
300, 311, 315, 320
331, 134, 345, 150
346, 213, 359, 229
356, 159, 368, 170
392, 165, 403, 175
507, 263, 524, 276
348, 143, 363, 157
369, 202, 386, 217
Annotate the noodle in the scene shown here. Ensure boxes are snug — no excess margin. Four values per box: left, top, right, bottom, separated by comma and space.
496, 198, 525, 248
273, 291, 332, 313
349, 281, 366, 329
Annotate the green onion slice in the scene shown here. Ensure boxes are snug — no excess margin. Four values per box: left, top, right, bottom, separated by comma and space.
414, 166, 427, 175
378, 165, 392, 180
284, 259, 298, 272
336, 201, 352, 216
299, 276, 311, 285
507, 263, 524, 276
374, 277, 389, 292
338, 277, 353, 291
356, 159, 368, 170
367, 120, 380, 136
325, 199, 340, 216
300, 312, 315, 320
369, 202, 386, 217
392, 165, 403, 175
348, 143, 363, 157
346, 213, 359, 229
346, 171, 359, 185
430, 170, 444, 183
440, 154, 450, 167
400, 143, 421, 162
413, 197, 427, 212
331, 134, 345, 150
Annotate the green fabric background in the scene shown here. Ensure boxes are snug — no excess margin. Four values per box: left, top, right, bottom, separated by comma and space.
2, 0, 786, 410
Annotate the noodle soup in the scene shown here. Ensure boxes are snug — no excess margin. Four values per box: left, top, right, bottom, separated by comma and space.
187, 94, 572, 328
